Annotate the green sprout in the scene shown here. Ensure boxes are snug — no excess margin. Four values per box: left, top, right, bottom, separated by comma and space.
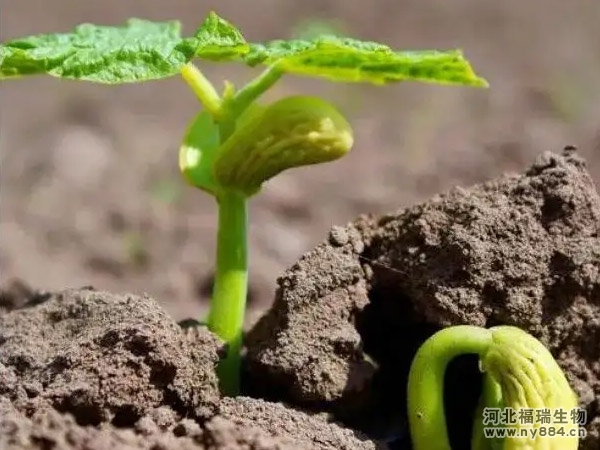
408, 325, 580, 450
0, 11, 488, 395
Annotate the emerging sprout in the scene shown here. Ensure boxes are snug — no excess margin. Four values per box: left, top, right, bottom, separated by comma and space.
408, 325, 580, 450
1, 11, 488, 395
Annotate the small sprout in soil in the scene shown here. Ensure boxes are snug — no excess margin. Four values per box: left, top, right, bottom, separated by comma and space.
0, 11, 488, 395
408, 325, 580, 450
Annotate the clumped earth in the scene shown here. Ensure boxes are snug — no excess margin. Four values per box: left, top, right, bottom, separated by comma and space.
246, 147, 600, 448
1, 147, 599, 450
0, 289, 377, 450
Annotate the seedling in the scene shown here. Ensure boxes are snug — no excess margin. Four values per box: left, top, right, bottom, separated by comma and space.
408, 325, 580, 450
1, 11, 488, 394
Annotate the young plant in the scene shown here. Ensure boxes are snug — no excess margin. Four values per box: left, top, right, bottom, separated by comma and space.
1, 11, 487, 395
408, 325, 581, 450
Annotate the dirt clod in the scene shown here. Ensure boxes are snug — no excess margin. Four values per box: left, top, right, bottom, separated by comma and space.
246, 223, 376, 408
0, 288, 223, 424
0, 287, 382, 450
0, 397, 320, 450
246, 148, 600, 449
0, 372, 380, 450
216, 396, 379, 450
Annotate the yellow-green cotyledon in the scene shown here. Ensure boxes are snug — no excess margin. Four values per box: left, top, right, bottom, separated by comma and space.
213, 95, 353, 197
478, 326, 580, 450
408, 325, 581, 450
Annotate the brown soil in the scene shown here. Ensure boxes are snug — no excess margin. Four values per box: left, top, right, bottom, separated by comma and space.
2, 149, 598, 450
2, 2, 600, 448
246, 148, 600, 449
0, 289, 378, 450
0, 288, 222, 423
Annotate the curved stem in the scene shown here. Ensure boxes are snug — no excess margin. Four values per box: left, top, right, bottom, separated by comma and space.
407, 325, 493, 450
471, 373, 503, 450
181, 63, 223, 119
208, 190, 248, 395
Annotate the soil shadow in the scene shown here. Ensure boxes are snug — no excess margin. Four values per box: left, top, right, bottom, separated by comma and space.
246, 147, 600, 449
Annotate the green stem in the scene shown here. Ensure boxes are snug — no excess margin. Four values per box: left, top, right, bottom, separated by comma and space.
407, 325, 493, 450
226, 66, 283, 120
208, 190, 248, 395
181, 63, 223, 119
180, 64, 282, 396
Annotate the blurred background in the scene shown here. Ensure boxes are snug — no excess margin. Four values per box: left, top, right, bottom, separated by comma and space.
1, 0, 599, 323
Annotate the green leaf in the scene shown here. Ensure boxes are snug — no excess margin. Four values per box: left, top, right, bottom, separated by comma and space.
244, 36, 488, 87
1, 12, 488, 88
184, 11, 249, 61
0, 19, 188, 83
179, 110, 221, 195
0, 12, 249, 83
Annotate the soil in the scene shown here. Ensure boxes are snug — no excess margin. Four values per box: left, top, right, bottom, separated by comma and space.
1, 148, 599, 450
0, 288, 378, 450
2, 2, 600, 449
246, 148, 600, 449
